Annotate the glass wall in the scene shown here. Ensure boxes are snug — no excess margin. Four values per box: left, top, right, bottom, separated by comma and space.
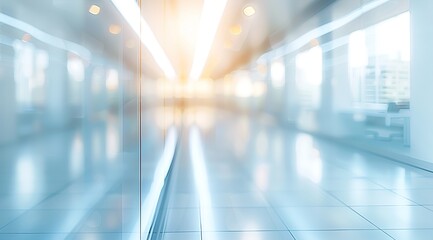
278, 1, 409, 152
220, 0, 412, 158
0, 0, 174, 239
348, 12, 410, 106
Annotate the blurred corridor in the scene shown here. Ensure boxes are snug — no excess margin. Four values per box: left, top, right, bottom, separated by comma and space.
1, 0, 433, 239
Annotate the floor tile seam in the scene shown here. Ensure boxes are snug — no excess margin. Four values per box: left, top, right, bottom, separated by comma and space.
322, 188, 422, 206
321, 187, 387, 191
62, 182, 124, 239
326, 191, 396, 240
62, 230, 124, 233
371, 181, 431, 190
276, 203, 419, 208
381, 227, 433, 231
199, 229, 290, 233
195, 176, 203, 240
167, 207, 200, 210
373, 180, 404, 190
0, 179, 82, 232
338, 203, 419, 207
420, 205, 433, 213
217, 163, 298, 239
0, 180, 122, 235
282, 227, 384, 231
289, 229, 395, 232
162, 230, 201, 234
243, 176, 298, 240
0, 231, 78, 234
161, 230, 201, 233
326, 188, 408, 194
389, 187, 433, 190
0, 232, 128, 235
387, 189, 431, 207
193, 206, 274, 210
164, 230, 293, 233
269, 204, 346, 207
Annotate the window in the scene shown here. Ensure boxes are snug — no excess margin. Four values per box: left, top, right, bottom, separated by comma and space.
295, 46, 323, 109
270, 59, 285, 89
348, 12, 410, 106
13, 41, 49, 110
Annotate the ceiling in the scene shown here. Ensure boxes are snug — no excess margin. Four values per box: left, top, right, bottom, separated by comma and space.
0, 0, 337, 80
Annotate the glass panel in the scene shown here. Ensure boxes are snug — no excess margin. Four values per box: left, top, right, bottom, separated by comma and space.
348, 12, 410, 107
0, 1, 143, 239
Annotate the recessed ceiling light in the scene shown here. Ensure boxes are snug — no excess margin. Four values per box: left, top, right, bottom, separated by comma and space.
22, 33, 32, 42
110, 0, 177, 79
89, 5, 101, 15
109, 24, 122, 35
229, 25, 242, 35
243, 6, 256, 17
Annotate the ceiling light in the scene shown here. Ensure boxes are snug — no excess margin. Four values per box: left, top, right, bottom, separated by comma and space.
229, 25, 242, 35
89, 5, 101, 15
110, 0, 176, 80
189, 0, 229, 81
109, 24, 121, 35
243, 6, 256, 17
22, 33, 32, 42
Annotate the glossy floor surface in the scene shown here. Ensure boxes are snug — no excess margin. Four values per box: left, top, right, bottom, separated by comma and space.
162, 108, 433, 240
2, 107, 433, 240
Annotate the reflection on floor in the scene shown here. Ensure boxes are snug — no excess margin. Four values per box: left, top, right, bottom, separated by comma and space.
163, 108, 433, 240
0, 113, 146, 240
2, 108, 433, 240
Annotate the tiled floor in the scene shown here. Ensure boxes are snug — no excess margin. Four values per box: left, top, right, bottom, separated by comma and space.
2, 108, 433, 240
0, 112, 162, 240
161, 109, 433, 240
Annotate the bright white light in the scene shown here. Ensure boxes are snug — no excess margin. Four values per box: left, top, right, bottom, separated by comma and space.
243, 6, 256, 17
271, 60, 285, 88
189, 126, 215, 234
254, 163, 269, 191
348, 30, 368, 68
67, 56, 85, 82
374, 12, 410, 61
34, 50, 49, 87
296, 46, 323, 87
295, 134, 323, 183
189, 0, 229, 81
106, 69, 119, 91
70, 133, 84, 178
235, 76, 253, 98
16, 156, 36, 194
252, 81, 267, 97
89, 5, 101, 15
111, 0, 176, 80
129, 127, 178, 240
106, 123, 119, 161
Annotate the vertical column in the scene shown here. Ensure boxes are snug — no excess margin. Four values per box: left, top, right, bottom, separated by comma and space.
0, 45, 17, 144
285, 55, 298, 124
319, 39, 334, 114
265, 58, 274, 114
90, 66, 108, 118
83, 65, 94, 120
45, 48, 69, 129
410, 0, 433, 162
317, 30, 337, 136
